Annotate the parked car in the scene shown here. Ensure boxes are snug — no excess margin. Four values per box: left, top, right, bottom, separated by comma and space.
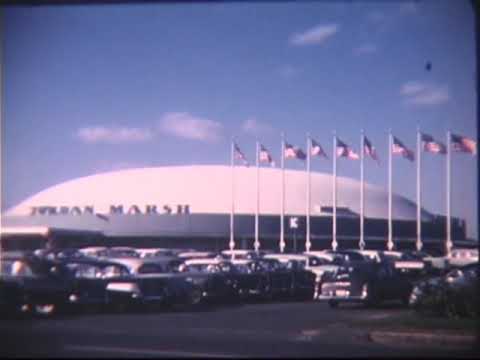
449, 248, 478, 268
178, 258, 241, 304
101, 257, 208, 311
263, 254, 337, 299
228, 258, 315, 301
0, 254, 75, 317
318, 252, 415, 308
63, 256, 204, 313
409, 263, 479, 318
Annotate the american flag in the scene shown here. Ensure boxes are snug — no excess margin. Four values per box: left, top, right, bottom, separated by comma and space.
392, 136, 414, 161
234, 143, 249, 166
336, 138, 359, 160
259, 144, 275, 167
364, 136, 379, 163
451, 133, 477, 155
311, 138, 328, 159
284, 142, 306, 160
421, 133, 446, 154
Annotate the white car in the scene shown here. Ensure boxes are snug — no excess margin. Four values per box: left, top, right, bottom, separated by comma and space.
449, 248, 478, 267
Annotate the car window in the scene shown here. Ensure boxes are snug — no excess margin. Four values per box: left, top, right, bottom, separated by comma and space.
138, 264, 164, 274
308, 257, 325, 266
234, 263, 253, 274
219, 263, 234, 273
103, 265, 129, 278
69, 264, 103, 279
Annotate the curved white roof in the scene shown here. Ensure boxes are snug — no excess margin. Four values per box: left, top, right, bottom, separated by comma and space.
7, 165, 433, 221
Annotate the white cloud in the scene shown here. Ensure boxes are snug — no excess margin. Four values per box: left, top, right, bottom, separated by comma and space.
289, 24, 339, 46
241, 118, 274, 135
408, 87, 449, 105
400, 81, 449, 106
159, 112, 223, 142
77, 126, 153, 144
400, 81, 427, 96
353, 43, 377, 55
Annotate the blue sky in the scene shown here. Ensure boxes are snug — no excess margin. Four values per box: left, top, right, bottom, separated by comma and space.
2, 1, 478, 238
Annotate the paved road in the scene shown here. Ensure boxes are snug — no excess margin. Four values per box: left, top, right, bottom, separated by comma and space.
1, 301, 477, 358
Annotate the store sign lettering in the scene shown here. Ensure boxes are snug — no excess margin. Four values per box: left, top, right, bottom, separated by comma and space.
29, 204, 190, 216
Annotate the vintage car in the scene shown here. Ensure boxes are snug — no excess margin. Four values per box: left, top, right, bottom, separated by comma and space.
318, 251, 415, 308
228, 258, 315, 301
178, 258, 241, 304
448, 248, 478, 268
96, 257, 207, 311
409, 263, 479, 317
263, 253, 338, 299
0, 254, 75, 317
62, 256, 204, 313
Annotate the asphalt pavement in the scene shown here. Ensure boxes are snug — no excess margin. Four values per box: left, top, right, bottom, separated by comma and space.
1, 300, 477, 358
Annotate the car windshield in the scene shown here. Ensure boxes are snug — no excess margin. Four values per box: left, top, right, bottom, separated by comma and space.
285, 260, 306, 270
233, 262, 260, 274
66, 263, 103, 278
107, 249, 139, 258
308, 256, 330, 266
138, 264, 165, 274
182, 263, 221, 273
259, 259, 284, 271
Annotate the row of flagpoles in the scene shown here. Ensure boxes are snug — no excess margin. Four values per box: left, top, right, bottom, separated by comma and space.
230, 129, 477, 257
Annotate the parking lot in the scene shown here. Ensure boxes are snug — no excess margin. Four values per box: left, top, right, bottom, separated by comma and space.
1, 300, 477, 358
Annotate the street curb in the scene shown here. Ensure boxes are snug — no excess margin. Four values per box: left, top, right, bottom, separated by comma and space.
368, 331, 478, 348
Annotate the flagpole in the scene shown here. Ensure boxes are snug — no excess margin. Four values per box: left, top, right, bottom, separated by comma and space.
446, 130, 452, 257
230, 138, 235, 253
416, 126, 422, 252
332, 132, 338, 251
360, 130, 365, 250
255, 140, 260, 253
306, 133, 311, 252
388, 131, 393, 251
280, 132, 286, 253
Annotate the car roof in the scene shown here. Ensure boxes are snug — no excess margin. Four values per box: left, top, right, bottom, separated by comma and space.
221, 250, 256, 254
184, 258, 228, 266
78, 247, 107, 253
108, 257, 170, 270
59, 257, 129, 268
264, 254, 308, 261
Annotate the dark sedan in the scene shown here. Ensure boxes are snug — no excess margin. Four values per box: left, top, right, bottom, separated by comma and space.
318, 251, 414, 308
0, 254, 74, 317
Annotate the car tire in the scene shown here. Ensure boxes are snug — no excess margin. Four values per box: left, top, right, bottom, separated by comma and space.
328, 300, 339, 308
